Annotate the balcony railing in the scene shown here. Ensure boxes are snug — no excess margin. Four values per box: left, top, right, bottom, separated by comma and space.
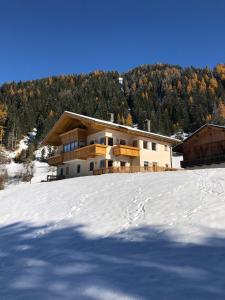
93, 166, 176, 175
181, 153, 225, 168
112, 145, 140, 157
63, 143, 107, 161
47, 154, 63, 166
47, 144, 107, 165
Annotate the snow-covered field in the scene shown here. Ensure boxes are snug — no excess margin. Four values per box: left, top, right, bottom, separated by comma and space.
1, 168, 225, 299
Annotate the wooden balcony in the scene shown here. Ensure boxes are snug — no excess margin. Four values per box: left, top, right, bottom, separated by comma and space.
47, 154, 63, 166
63, 143, 107, 161
112, 145, 140, 157
48, 144, 107, 165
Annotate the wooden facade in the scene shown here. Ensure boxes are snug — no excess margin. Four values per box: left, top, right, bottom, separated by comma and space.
174, 124, 225, 168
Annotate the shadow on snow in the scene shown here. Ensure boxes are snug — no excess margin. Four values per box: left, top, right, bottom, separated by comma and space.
0, 222, 225, 299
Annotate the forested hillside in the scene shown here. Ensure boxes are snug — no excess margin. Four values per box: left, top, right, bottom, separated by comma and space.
0, 63, 225, 146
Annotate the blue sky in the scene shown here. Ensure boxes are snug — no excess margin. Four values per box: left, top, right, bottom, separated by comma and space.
0, 0, 225, 83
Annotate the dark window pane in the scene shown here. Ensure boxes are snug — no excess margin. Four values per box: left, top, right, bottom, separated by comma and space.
143, 141, 148, 149
89, 162, 94, 171
108, 137, 113, 146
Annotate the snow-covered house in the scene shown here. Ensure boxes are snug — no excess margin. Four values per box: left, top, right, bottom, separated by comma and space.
174, 123, 225, 168
42, 111, 179, 178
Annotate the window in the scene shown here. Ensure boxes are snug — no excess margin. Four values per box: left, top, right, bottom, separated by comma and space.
108, 160, 113, 167
108, 137, 114, 146
143, 141, 148, 149
63, 144, 70, 153
120, 161, 126, 167
133, 140, 138, 147
99, 137, 106, 145
165, 164, 169, 168
60, 168, 64, 176
89, 161, 94, 171
144, 161, 149, 170
152, 142, 157, 151
74, 141, 78, 149
164, 145, 169, 151
71, 141, 75, 151
66, 166, 69, 176
120, 139, 126, 145
90, 140, 95, 145
100, 160, 105, 168
77, 164, 81, 174
79, 140, 85, 148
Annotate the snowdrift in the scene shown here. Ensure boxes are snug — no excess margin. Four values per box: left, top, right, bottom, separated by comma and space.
0, 169, 225, 299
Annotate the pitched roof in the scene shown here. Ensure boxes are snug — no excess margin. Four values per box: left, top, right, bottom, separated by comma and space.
42, 111, 180, 145
173, 123, 225, 153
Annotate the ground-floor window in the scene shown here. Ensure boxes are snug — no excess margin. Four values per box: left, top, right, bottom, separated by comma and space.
60, 168, 64, 176
120, 161, 126, 167
144, 161, 149, 170
77, 164, 81, 174
99, 159, 105, 168
89, 161, 94, 171
66, 166, 69, 176
108, 160, 113, 167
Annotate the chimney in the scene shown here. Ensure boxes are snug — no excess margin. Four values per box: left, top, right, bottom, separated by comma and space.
108, 113, 114, 123
145, 119, 151, 132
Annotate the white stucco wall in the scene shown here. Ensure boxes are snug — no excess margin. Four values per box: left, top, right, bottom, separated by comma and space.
58, 129, 173, 178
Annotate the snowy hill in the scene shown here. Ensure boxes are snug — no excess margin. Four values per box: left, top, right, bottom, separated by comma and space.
0, 169, 225, 299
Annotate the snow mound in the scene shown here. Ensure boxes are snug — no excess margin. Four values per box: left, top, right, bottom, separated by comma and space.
0, 169, 225, 299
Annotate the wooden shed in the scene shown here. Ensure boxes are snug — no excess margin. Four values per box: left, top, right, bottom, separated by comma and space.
173, 124, 225, 168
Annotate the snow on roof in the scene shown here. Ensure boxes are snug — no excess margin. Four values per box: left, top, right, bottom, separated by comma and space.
64, 111, 180, 143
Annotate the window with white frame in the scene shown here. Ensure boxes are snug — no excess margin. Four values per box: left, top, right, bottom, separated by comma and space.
143, 141, 148, 149
152, 142, 157, 151
144, 161, 149, 170
120, 161, 126, 167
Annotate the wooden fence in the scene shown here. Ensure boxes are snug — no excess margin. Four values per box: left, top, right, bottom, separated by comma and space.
93, 166, 178, 175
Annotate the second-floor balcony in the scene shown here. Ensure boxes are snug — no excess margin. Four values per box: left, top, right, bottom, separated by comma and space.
112, 145, 140, 157
47, 143, 107, 165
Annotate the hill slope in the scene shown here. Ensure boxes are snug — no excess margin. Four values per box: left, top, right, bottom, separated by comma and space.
0, 169, 225, 299
1, 63, 225, 144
